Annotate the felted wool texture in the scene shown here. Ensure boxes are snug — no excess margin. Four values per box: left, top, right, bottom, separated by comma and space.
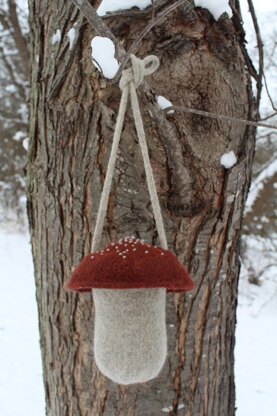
93, 288, 167, 385
66, 237, 195, 293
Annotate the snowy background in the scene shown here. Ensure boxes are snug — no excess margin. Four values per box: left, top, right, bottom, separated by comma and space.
0, 0, 276, 415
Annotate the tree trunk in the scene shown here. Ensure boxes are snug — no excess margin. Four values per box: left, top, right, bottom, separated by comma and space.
27, 1, 256, 415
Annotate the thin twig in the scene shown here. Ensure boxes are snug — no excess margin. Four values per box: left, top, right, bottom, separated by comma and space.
247, 0, 264, 108
257, 132, 276, 141
248, 1, 277, 115
164, 105, 277, 130
261, 111, 277, 122
263, 73, 277, 113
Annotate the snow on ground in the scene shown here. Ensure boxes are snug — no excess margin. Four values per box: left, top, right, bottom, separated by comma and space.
0, 231, 45, 416
245, 158, 277, 214
236, 300, 277, 416
236, 246, 277, 416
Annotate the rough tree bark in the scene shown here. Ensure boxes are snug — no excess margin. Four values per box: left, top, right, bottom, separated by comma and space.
27, 1, 257, 415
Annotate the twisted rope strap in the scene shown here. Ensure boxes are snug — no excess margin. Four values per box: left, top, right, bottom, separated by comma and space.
91, 55, 168, 252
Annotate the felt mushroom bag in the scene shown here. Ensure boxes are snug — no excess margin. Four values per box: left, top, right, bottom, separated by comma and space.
66, 55, 194, 385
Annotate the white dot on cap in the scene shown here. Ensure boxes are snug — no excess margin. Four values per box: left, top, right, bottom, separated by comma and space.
123, 256, 126, 259
145, 250, 149, 253
161, 253, 164, 256
91, 256, 94, 259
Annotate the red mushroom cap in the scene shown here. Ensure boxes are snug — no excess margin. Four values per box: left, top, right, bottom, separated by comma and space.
66, 237, 195, 293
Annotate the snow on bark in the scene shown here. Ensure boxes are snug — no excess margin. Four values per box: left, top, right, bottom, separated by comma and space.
97, 0, 152, 16
194, 0, 231, 20
52, 29, 61, 45
67, 27, 76, 50
157, 95, 174, 114
220, 151, 237, 169
91, 36, 119, 79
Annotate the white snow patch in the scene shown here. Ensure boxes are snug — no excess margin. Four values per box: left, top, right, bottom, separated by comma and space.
52, 29, 61, 45
23, 137, 29, 151
162, 404, 185, 413
97, 0, 151, 16
157, 95, 174, 114
220, 151, 237, 169
0, 231, 45, 416
162, 406, 172, 413
235, 294, 277, 416
194, 0, 232, 20
245, 158, 277, 214
5, 84, 17, 93
239, 235, 277, 317
67, 27, 76, 50
91, 36, 119, 79
235, 232, 277, 416
13, 131, 25, 141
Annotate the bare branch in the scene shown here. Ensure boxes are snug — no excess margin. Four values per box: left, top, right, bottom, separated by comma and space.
0, 8, 11, 31
164, 105, 277, 131
261, 111, 277, 122
247, 0, 264, 108
8, 0, 29, 80
263, 73, 277, 113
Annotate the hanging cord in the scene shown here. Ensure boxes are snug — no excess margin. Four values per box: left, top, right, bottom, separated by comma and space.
164, 106, 277, 130
91, 55, 168, 252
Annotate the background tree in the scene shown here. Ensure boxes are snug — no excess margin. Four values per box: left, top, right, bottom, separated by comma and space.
27, 0, 259, 415
0, 0, 29, 225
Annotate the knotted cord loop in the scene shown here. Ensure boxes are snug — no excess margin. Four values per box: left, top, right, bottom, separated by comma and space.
91, 54, 167, 253
119, 54, 160, 90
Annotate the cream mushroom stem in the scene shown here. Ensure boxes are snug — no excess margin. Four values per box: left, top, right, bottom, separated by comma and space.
93, 287, 167, 385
